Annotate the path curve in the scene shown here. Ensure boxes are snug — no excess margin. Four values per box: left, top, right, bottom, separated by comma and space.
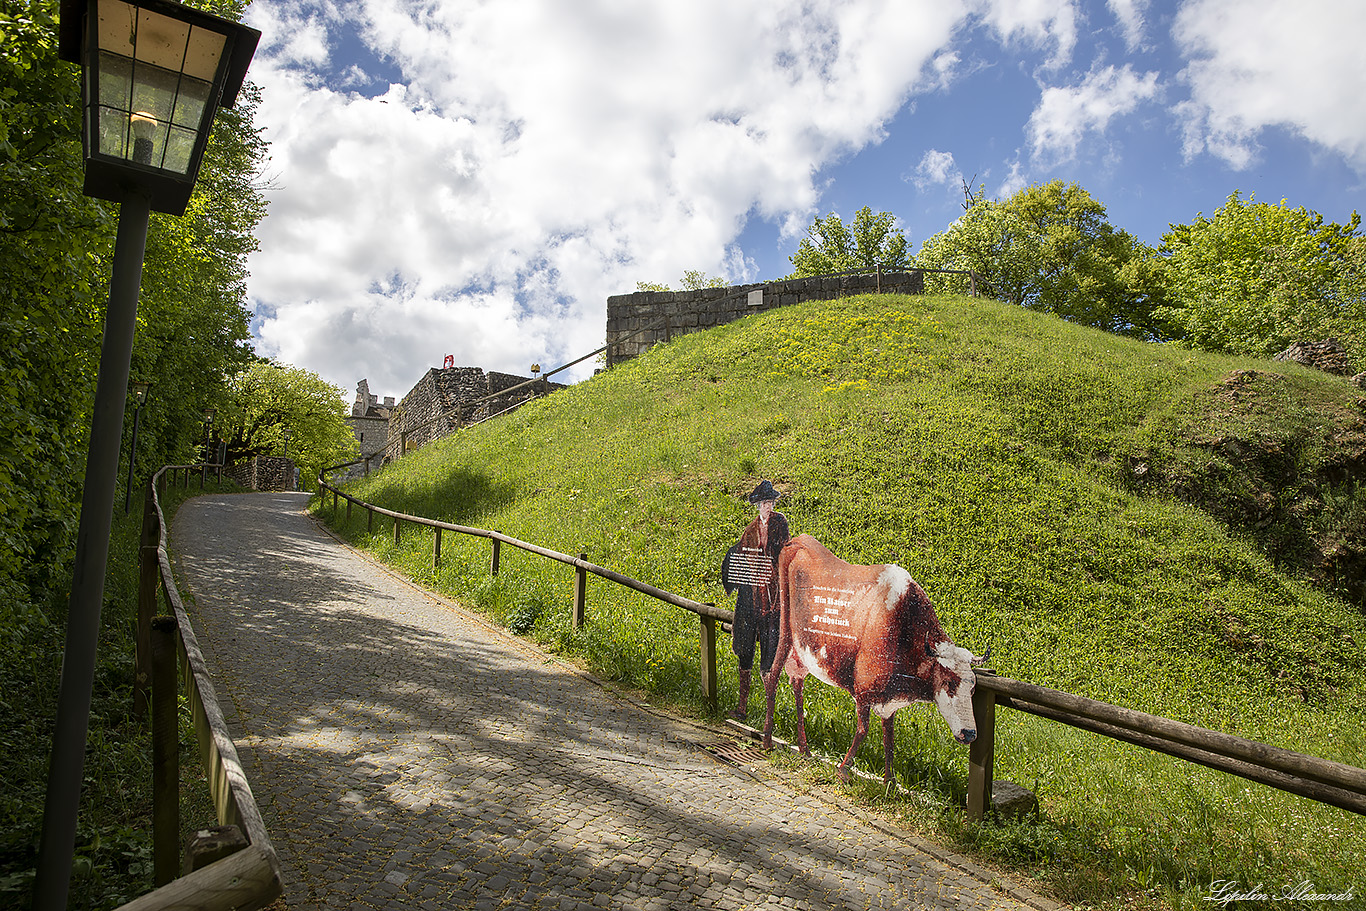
172, 491, 1056, 911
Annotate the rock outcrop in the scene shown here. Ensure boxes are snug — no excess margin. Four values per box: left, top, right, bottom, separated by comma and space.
1273, 339, 1357, 376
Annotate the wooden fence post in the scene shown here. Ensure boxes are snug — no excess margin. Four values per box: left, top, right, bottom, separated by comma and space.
699, 613, 718, 710
967, 677, 996, 821
434, 527, 443, 570
573, 553, 587, 629
152, 616, 180, 886
134, 484, 159, 721
394, 517, 402, 546
182, 825, 248, 875
346, 498, 352, 523
490, 538, 501, 577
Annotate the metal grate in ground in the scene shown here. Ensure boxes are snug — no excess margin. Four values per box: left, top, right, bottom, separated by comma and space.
695, 739, 771, 766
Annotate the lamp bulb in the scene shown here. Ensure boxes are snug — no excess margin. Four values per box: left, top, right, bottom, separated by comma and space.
130, 112, 157, 142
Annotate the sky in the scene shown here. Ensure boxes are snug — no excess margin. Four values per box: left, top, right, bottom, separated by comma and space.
238, 0, 1366, 402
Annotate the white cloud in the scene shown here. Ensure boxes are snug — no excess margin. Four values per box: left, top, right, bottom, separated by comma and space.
1027, 64, 1160, 162
238, 0, 1103, 398
994, 159, 1028, 199
978, 0, 1078, 69
1173, 0, 1366, 172
912, 149, 963, 191
1106, 0, 1148, 51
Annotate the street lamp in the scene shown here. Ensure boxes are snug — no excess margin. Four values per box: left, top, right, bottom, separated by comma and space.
202, 407, 215, 461
281, 426, 293, 490
60, 0, 260, 216
122, 379, 151, 514
37, 4, 259, 909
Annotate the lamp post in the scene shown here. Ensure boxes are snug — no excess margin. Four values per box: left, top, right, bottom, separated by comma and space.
37, 4, 259, 908
122, 379, 151, 514
202, 407, 215, 460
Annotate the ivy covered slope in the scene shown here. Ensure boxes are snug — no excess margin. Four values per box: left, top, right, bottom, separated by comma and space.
332, 292, 1365, 902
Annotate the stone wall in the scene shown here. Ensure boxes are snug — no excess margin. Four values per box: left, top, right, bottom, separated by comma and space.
1273, 339, 1358, 377
385, 366, 566, 462
605, 270, 928, 367
225, 455, 296, 491
339, 415, 390, 481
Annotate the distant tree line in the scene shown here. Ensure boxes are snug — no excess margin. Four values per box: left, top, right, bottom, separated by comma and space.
785, 185, 1366, 365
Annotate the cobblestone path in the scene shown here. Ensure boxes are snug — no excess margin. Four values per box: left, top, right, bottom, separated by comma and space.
172, 492, 1058, 911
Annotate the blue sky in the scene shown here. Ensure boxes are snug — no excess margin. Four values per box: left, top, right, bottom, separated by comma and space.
238, 0, 1366, 400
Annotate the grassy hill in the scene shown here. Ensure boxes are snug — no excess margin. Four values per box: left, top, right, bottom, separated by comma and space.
321, 293, 1366, 910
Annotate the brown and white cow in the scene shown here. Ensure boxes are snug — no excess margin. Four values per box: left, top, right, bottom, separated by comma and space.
761, 534, 987, 783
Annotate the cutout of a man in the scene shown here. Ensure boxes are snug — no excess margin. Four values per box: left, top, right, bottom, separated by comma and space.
721, 480, 790, 720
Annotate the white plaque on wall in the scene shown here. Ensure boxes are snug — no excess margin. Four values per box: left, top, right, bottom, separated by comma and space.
747, 289, 764, 307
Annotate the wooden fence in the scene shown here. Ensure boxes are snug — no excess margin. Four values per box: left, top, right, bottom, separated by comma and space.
317, 461, 734, 708
967, 672, 1366, 820
319, 462, 1366, 823
122, 463, 282, 911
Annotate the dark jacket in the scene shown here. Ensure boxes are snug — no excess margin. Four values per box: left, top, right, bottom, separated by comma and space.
722, 512, 790, 672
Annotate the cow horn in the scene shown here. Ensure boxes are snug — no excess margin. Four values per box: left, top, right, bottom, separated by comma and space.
971, 644, 993, 666
924, 635, 936, 657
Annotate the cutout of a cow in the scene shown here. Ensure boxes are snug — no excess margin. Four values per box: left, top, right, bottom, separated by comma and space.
761, 534, 989, 783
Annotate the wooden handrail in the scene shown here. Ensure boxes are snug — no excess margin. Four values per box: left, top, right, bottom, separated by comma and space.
316, 467, 733, 623
112, 844, 278, 911
317, 464, 731, 708
969, 672, 1366, 819
122, 463, 283, 909
322, 460, 1365, 822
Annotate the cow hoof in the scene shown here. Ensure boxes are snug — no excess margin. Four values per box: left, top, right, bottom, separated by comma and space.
836, 765, 852, 783
729, 706, 747, 721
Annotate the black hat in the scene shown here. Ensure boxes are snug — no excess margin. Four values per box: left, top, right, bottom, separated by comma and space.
748, 480, 780, 503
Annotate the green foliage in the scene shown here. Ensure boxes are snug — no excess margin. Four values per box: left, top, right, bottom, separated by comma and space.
916, 181, 1173, 340
1155, 191, 1366, 361
322, 293, 1366, 911
1, 0, 113, 606
0, 0, 266, 615
635, 269, 729, 292
0, 481, 233, 909
2, 2, 266, 900
224, 362, 358, 490
788, 205, 909, 277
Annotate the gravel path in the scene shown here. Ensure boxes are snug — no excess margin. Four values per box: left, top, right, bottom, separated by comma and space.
171, 491, 1057, 911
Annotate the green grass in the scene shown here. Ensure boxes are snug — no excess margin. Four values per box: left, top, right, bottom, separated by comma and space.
318, 293, 1366, 910
0, 478, 236, 910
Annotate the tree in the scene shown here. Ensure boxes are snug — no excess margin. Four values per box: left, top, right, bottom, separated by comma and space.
1154, 191, 1366, 360
788, 206, 909, 277
635, 269, 728, 292
0, 0, 267, 609
915, 181, 1172, 339
223, 362, 358, 490
1, 1, 270, 897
